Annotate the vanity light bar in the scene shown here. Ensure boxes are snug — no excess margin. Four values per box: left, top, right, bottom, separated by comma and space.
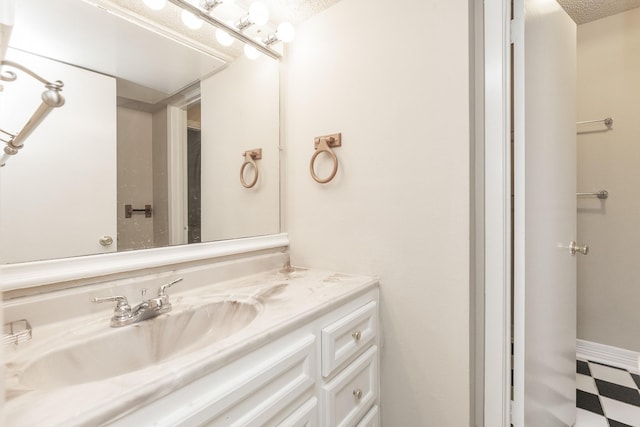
166, 0, 281, 59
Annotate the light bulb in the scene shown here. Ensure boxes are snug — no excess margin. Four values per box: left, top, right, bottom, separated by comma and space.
248, 2, 269, 26
181, 10, 203, 30
244, 44, 260, 60
143, 0, 166, 10
216, 28, 234, 46
276, 22, 295, 43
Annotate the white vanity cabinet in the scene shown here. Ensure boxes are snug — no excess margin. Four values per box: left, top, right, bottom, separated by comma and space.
111, 288, 379, 427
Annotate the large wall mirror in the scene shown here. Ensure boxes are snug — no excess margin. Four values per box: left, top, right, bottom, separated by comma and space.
0, 0, 281, 265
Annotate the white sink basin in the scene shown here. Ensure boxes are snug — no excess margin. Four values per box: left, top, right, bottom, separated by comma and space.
8, 298, 260, 394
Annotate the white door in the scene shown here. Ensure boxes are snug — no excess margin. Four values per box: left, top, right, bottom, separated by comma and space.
512, 0, 578, 425
0, 49, 117, 263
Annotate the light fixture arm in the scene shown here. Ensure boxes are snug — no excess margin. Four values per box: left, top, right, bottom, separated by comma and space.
200, 0, 223, 11
262, 33, 279, 46
235, 13, 252, 30
166, 0, 281, 59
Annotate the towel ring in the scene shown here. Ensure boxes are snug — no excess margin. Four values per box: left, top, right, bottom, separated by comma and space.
310, 133, 341, 184
240, 148, 262, 188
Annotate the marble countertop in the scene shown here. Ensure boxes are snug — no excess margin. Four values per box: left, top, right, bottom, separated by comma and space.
4, 266, 378, 426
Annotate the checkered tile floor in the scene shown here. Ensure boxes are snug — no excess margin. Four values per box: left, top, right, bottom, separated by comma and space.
577, 359, 640, 426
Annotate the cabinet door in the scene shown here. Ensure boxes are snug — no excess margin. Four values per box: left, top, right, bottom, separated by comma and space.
322, 346, 378, 427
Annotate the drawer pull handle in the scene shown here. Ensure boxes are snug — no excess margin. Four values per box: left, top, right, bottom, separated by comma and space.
353, 388, 363, 399
352, 330, 362, 341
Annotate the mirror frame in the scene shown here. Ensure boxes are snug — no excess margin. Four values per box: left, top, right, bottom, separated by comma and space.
0, 233, 289, 291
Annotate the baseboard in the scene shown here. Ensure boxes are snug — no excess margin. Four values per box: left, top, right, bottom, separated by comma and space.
577, 339, 640, 374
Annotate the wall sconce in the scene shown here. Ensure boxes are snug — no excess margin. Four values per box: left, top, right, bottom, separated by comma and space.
262, 21, 295, 45
143, 0, 167, 10
235, 2, 269, 30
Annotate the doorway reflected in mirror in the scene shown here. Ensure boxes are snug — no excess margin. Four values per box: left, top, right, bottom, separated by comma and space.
187, 103, 202, 245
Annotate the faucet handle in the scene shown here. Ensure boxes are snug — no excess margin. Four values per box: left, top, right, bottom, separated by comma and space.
159, 277, 183, 296
93, 295, 128, 305
92, 295, 132, 319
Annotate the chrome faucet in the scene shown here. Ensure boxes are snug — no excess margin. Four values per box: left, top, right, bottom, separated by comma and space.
93, 278, 183, 327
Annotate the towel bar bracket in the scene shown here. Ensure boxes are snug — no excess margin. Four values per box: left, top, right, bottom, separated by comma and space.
576, 190, 608, 200
314, 133, 342, 149
125, 204, 152, 218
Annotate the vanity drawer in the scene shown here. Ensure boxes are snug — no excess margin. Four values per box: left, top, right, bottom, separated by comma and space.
355, 405, 380, 427
321, 301, 377, 377
164, 335, 316, 427
322, 345, 378, 427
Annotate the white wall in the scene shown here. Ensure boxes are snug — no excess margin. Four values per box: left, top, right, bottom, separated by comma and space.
117, 107, 154, 251
282, 0, 471, 425
576, 8, 640, 352
200, 56, 280, 241
0, 48, 117, 263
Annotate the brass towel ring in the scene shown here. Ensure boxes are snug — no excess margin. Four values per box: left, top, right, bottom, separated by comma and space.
240, 148, 262, 188
310, 133, 341, 184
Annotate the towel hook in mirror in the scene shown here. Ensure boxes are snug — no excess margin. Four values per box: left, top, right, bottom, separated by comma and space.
240, 148, 262, 188
310, 133, 341, 184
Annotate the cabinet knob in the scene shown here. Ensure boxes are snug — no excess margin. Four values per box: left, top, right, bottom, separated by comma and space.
353, 388, 363, 399
352, 330, 362, 341
99, 235, 113, 246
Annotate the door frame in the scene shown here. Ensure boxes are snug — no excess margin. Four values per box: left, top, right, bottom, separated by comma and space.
167, 86, 201, 246
481, 0, 513, 425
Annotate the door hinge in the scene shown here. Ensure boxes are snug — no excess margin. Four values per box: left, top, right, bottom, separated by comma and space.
510, 399, 521, 426
510, 18, 522, 45
510, 19, 514, 44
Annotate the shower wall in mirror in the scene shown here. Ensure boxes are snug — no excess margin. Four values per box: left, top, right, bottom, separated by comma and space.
0, 0, 280, 264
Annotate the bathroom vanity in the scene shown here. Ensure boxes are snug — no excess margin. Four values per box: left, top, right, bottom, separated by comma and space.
4, 257, 380, 426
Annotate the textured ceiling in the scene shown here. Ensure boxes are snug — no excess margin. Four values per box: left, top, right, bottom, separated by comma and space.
557, 0, 640, 24
236, 0, 343, 24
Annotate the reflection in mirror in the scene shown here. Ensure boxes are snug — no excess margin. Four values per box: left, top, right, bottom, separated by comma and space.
187, 103, 202, 245
0, 0, 280, 264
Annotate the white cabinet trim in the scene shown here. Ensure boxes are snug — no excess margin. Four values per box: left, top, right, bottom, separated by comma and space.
356, 405, 380, 427
279, 397, 319, 427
